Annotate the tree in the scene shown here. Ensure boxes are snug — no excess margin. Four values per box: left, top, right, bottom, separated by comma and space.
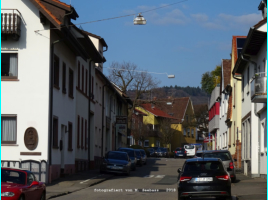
201, 65, 222, 94
108, 61, 160, 123
158, 118, 178, 148
131, 122, 149, 146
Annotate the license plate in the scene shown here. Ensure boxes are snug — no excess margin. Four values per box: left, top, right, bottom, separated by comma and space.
179, 154, 183, 156
108, 166, 122, 169
194, 177, 213, 182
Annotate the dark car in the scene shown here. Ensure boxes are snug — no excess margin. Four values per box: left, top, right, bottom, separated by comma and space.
152, 147, 161, 157
100, 151, 131, 175
174, 147, 187, 158
1, 167, 46, 200
203, 150, 237, 182
117, 148, 137, 170
138, 149, 147, 165
177, 158, 232, 200
134, 149, 143, 166
160, 148, 169, 158
147, 148, 155, 157
194, 150, 204, 158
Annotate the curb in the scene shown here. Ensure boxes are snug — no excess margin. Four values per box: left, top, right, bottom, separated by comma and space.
46, 174, 114, 199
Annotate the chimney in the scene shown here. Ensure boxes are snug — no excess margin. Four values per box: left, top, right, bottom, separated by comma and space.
259, 0, 267, 19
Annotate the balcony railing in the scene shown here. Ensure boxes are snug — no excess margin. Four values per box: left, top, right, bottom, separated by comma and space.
1, 9, 22, 40
250, 72, 267, 103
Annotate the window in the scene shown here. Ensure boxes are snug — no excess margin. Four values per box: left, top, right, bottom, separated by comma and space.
62, 62, 66, 93
53, 55, 60, 88
95, 83, 98, 101
85, 69, 88, 96
187, 128, 190, 137
242, 74, 244, 99
185, 114, 188, 122
69, 68, 74, 98
81, 117, 84, 149
82, 65, 84, 93
68, 122, 73, 151
77, 61, 80, 89
91, 76, 94, 99
144, 140, 149, 147
1, 115, 17, 144
247, 66, 249, 93
27, 173, 35, 186
1, 53, 18, 79
183, 128, 186, 136
77, 116, 80, 148
53, 116, 58, 148
191, 129, 194, 137
85, 120, 87, 149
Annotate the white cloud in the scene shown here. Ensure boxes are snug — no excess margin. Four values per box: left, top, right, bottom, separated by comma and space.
191, 13, 208, 22
218, 13, 262, 27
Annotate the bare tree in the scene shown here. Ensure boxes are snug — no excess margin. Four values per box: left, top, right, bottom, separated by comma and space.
158, 118, 178, 148
108, 61, 160, 122
131, 123, 149, 146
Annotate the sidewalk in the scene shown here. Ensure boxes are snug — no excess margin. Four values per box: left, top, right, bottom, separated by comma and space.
232, 173, 267, 200
46, 169, 114, 199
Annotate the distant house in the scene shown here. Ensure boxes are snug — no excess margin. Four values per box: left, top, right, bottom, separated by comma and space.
232, 3, 267, 178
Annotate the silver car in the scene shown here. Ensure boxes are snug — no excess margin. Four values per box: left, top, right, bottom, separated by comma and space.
203, 150, 237, 182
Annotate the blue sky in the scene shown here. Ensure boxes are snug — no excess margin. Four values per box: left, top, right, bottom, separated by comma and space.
61, 0, 262, 87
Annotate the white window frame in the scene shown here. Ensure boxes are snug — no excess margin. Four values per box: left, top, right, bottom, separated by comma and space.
144, 140, 149, 147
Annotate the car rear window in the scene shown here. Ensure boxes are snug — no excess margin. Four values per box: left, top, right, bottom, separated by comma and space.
107, 152, 128, 160
118, 149, 135, 157
184, 161, 225, 172
135, 150, 141, 156
185, 145, 195, 149
140, 150, 145, 156
176, 148, 185, 151
203, 152, 231, 161
196, 153, 203, 157
2, 169, 26, 185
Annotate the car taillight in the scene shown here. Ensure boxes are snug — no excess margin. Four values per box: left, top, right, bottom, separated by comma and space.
185, 151, 187, 153
175, 151, 177, 153
216, 175, 229, 180
229, 162, 234, 169
180, 176, 192, 182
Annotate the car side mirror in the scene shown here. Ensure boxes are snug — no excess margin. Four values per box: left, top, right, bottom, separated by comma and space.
177, 168, 181, 173
30, 181, 39, 187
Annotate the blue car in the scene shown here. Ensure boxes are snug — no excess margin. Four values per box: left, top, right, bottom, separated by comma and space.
117, 148, 137, 170
174, 147, 187, 158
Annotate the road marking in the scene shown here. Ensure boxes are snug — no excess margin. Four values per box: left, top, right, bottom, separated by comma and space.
143, 175, 165, 178
155, 175, 165, 178
80, 176, 98, 184
143, 175, 155, 178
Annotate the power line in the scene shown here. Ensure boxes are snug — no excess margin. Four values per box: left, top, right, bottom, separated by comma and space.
35, 0, 188, 33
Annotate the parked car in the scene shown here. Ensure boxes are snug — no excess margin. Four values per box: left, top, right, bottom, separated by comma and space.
117, 148, 137, 171
152, 147, 161, 157
160, 147, 169, 158
184, 144, 197, 158
194, 150, 204, 158
1, 167, 46, 200
134, 149, 143, 166
100, 151, 131, 175
174, 147, 187, 158
138, 149, 147, 165
202, 150, 237, 182
147, 148, 155, 157
177, 158, 232, 200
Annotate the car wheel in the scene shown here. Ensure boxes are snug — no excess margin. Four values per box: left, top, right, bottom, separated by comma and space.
19, 196, 25, 200
126, 169, 130, 176
40, 192, 46, 200
225, 196, 232, 200
133, 165, 136, 171
231, 177, 236, 183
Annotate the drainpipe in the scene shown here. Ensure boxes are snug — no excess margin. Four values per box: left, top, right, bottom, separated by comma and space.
88, 58, 93, 169
102, 84, 108, 157
48, 38, 65, 181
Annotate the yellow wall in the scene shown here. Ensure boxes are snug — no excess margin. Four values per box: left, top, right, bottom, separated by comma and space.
229, 41, 242, 155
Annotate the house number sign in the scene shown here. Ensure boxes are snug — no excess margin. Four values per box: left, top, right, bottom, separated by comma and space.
24, 127, 38, 150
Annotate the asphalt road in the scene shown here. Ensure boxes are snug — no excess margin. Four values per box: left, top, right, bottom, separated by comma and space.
53, 157, 237, 200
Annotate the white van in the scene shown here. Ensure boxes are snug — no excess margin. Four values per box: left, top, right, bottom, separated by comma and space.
184, 145, 196, 157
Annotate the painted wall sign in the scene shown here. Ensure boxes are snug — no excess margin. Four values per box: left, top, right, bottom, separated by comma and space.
24, 127, 38, 150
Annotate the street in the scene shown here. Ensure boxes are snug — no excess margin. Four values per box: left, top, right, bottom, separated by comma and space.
52, 157, 240, 200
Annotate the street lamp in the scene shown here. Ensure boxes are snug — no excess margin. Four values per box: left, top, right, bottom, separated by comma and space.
134, 13, 146, 25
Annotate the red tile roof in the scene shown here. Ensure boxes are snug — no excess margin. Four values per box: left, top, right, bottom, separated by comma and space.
154, 97, 190, 122
140, 104, 177, 119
